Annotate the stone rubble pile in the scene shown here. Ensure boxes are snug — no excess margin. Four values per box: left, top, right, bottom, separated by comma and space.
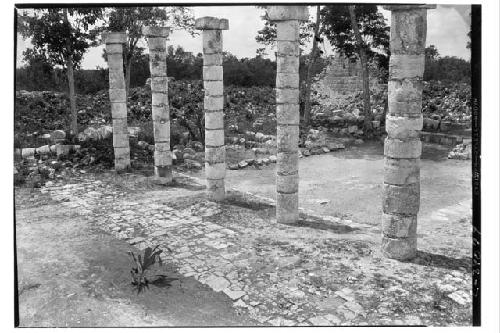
448, 142, 472, 160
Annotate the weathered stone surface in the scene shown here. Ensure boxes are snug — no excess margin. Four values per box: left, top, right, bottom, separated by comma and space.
276, 73, 300, 88
205, 129, 225, 146
277, 173, 299, 193
203, 54, 223, 66
206, 179, 225, 201
206, 162, 226, 179
102, 31, 127, 44
203, 66, 223, 81
276, 104, 300, 125
388, 79, 423, 103
382, 213, 417, 238
204, 80, 224, 96
385, 115, 423, 139
276, 192, 299, 224
195, 16, 229, 30
384, 138, 422, 159
205, 111, 224, 130
109, 89, 126, 103
277, 55, 300, 73
277, 152, 298, 174
388, 8, 428, 55
277, 41, 300, 56
267, 6, 309, 22
142, 26, 171, 37
202, 30, 223, 54
389, 55, 425, 79
204, 96, 224, 111
205, 146, 226, 164
276, 89, 299, 104
388, 100, 422, 116
381, 236, 417, 260
384, 157, 420, 185
382, 183, 420, 215
110, 103, 127, 118
277, 126, 299, 152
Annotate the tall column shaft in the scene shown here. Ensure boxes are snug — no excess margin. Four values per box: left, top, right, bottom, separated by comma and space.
196, 17, 229, 201
143, 26, 173, 183
104, 32, 130, 171
268, 6, 308, 224
382, 5, 435, 260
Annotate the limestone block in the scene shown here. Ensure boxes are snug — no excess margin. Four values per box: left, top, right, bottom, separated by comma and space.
22, 148, 35, 158
267, 6, 309, 21
202, 30, 223, 54
205, 129, 225, 146
36, 145, 51, 155
152, 92, 168, 106
382, 213, 417, 238
277, 55, 299, 73
205, 146, 226, 164
277, 173, 299, 193
277, 126, 299, 152
107, 54, 124, 70
114, 147, 130, 168
205, 111, 224, 129
276, 104, 300, 125
149, 61, 167, 77
276, 73, 300, 88
381, 235, 417, 260
276, 88, 299, 104
153, 121, 171, 142
112, 118, 128, 134
206, 163, 226, 179
150, 77, 168, 92
195, 17, 229, 30
155, 142, 170, 152
385, 115, 423, 139
384, 157, 420, 185
155, 165, 173, 180
142, 26, 171, 38
204, 80, 224, 96
388, 79, 423, 103
152, 105, 169, 119
103, 32, 127, 44
204, 96, 224, 111
203, 66, 223, 81
382, 183, 420, 215
277, 152, 298, 174
105, 44, 122, 55
203, 54, 223, 66
109, 89, 126, 103
276, 192, 299, 224
389, 9, 428, 55
389, 55, 425, 79
111, 103, 127, 118
108, 72, 125, 91
276, 21, 300, 41
384, 138, 422, 159
388, 100, 422, 116
113, 132, 129, 148
206, 179, 225, 201
277, 41, 300, 56
154, 151, 172, 166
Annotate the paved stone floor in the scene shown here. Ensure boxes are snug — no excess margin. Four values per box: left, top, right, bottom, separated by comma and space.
36, 171, 472, 326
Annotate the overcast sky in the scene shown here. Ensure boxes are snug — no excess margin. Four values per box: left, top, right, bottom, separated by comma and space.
16, 5, 471, 69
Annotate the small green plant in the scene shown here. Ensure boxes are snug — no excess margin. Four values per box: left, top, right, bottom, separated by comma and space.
128, 245, 169, 294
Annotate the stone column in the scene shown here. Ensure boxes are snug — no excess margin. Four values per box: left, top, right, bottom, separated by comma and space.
143, 26, 173, 183
195, 17, 229, 201
268, 6, 308, 224
381, 5, 435, 260
103, 32, 130, 171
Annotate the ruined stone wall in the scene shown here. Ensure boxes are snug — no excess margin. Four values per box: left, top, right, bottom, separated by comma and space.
312, 53, 385, 106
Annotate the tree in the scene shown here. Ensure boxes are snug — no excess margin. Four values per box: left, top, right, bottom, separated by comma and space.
19, 8, 103, 135
303, 5, 322, 125
320, 4, 389, 134
106, 7, 196, 95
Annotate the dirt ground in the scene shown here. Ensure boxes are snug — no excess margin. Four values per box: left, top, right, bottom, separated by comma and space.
14, 140, 472, 327
15, 189, 258, 327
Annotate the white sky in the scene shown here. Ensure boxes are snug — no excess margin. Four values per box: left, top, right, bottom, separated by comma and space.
16, 5, 471, 69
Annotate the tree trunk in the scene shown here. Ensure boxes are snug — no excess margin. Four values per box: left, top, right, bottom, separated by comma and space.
125, 55, 132, 97
348, 5, 372, 134
63, 8, 77, 136
303, 5, 321, 126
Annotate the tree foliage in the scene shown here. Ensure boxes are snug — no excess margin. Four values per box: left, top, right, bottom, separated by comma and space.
320, 5, 389, 69
19, 8, 103, 69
